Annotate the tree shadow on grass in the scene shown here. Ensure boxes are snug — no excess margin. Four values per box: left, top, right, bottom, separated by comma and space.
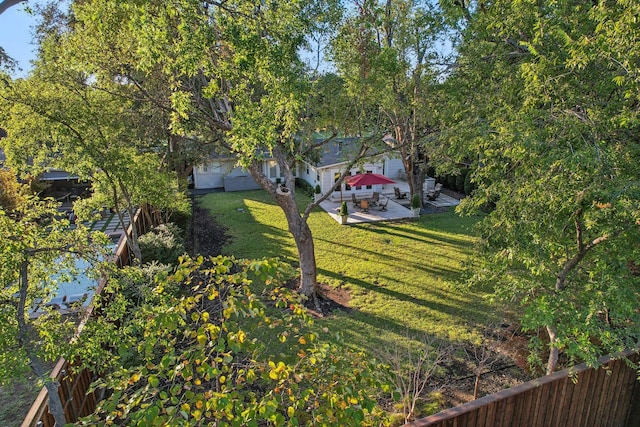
354, 221, 475, 249
318, 269, 490, 324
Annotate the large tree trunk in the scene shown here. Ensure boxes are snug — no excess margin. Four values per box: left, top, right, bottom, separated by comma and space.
395, 120, 428, 205
247, 162, 318, 297
274, 186, 317, 297
288, 213, 317, 297
408, 166, 426, 206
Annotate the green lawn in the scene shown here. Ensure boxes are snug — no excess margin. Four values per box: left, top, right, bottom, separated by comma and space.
197, 190, 492, 355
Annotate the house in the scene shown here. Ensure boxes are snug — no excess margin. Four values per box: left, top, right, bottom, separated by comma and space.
192, 153, 298, 191
298, 137, 404, 198
192, 137, 405, 194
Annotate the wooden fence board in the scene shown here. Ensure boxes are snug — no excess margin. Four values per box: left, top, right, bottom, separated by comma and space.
596, 365, 614, 426
565, 370, 583, 425
485, 400, 497, 427
620, 361, 640, 427
557, 375, 573, 425
544, 375, 562, 427
588, 363, 609, 425
465, 404, 477, 427
509, 385, 525, 427
530, 380, 546, 427
475, 401, 487, 427
521, 390, 535, 426
605, 360, 625, 427
625, 377, 640, 427
606, 360, 627, 427
576, 368, 596, 426
537, 379, 553, 425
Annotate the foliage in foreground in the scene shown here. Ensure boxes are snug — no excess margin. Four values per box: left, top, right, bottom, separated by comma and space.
444, 0, 640, 374
76, 256, 387, 426
0, 178, 111, 426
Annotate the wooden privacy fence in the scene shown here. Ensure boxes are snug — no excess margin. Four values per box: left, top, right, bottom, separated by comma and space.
21, 207, 160, 427
20, 359, 102, 427
406, 350, 640, 427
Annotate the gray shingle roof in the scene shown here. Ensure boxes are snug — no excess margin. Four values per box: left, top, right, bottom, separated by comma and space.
311, 137, 390, 168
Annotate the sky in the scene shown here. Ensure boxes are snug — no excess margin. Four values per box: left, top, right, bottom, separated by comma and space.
0, 1, 46, 78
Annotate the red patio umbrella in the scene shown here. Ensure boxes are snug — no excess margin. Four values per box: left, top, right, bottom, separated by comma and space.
344, 173, 395, 187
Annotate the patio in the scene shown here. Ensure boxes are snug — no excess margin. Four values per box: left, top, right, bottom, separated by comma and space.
319, 180, 461, 224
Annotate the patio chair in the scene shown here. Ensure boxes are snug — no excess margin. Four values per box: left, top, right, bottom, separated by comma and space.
351, 193, 361, 208
378, 197, 389, 211
370, 192, 380, 206
426, 183, 443, 201
394, 187, 408, 199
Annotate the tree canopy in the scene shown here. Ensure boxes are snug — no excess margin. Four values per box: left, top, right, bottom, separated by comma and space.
329, 0, 449, 202
0, 35, 189, 262
444, 0, 640, 373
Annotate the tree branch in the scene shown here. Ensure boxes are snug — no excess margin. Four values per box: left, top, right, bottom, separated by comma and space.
555, 209, 611, 292
0, 0, 25, 16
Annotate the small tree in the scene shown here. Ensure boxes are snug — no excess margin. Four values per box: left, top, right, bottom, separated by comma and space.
462, 322, 509, 400
340, 201, 349, 216
380, 334, 450, 424
0, 191, 108, 426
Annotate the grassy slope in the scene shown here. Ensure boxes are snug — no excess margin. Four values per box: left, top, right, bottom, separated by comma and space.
197, 190, 491, 356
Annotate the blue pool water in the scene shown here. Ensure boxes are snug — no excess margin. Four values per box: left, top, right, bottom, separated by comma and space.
32, 243, 118, 315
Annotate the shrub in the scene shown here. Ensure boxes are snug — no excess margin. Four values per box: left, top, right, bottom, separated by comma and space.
340, 201, 349, 216
139, 223, 185, 265
446, 174, 457, 190
411, 194, 421, 209
295, 178, 314, 197
463, 169, 475, 195
112, 262, 176, 307
456, 168, 469, 192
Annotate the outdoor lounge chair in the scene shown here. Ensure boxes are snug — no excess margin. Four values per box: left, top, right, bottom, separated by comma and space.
351, 193, 361, 208
426, 183, 443, 201
378, 197, 389, 211
394, 187, 408, 199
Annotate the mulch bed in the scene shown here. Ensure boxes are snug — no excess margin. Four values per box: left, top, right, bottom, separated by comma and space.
186, 201, 230, 257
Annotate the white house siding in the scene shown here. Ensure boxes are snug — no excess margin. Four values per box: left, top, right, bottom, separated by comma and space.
193, 159, 230, 189
384, 157, 405, 180
194, 158, 300, 191
300, 164, 319, 189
